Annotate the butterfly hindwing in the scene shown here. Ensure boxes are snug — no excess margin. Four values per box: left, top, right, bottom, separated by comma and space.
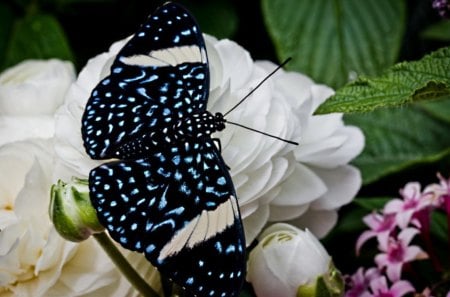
90, 138, 245, 296
82, 2, 209, 160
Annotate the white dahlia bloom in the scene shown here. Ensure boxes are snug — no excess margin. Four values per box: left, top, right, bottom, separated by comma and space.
0, 139, 157, 296
0, 60, 156, 296
0, 59, 75, 146
54, 35, 364, 243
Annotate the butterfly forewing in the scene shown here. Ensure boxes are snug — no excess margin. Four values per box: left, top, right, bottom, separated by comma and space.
81, 2, 245, 297
82, 2, 209, 159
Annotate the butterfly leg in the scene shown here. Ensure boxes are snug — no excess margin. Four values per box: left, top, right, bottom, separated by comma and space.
212, 138, 222, 152
212, 138, 230, 170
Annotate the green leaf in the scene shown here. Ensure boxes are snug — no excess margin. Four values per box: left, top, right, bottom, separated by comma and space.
345, 101, 450, 184
418, 96, 450, 124
317, 47, 450, 114
262, 0, 405, 88
353, 197, 391, 211
421, 20, 450, 41
187, 0, 238, 39
3, 13, 74, 69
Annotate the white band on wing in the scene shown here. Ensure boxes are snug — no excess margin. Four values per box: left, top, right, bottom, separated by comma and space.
158, 196, 239, 261
120, 45, 206, 67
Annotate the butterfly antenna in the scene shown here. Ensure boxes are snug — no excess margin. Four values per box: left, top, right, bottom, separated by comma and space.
221, 57, 298, 146
224, 119, 299, 145
222, 57, 292, 118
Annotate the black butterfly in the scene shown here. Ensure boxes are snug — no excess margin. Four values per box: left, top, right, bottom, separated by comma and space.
81, 2, 245, 297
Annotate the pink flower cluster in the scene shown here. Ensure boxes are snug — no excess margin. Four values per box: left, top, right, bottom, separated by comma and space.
346, 173, 450, 297
433, 0, 450, 18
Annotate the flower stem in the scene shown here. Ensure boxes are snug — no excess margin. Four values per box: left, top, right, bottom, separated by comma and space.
418, 208, 443, 273
444, 195, 450, 270
93, 232, 159, 297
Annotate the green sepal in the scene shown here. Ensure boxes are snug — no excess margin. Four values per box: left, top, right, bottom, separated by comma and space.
297, 261, 344, 297
49, 177, 104, 242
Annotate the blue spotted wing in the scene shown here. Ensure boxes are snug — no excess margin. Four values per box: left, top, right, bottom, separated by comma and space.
81, 2, 245, 297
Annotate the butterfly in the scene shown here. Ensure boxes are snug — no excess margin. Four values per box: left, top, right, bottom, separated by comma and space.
81, 2, 245, 297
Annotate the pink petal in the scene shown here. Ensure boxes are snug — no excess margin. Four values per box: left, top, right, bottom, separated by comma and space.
386, 262, 403, 282
395, 210, 414, 229
363, 213, 383, 229
390, 280, 415, 297
400, 182, 422, 201
356, 230, 376, 254
404, 245, 428, 262
368, 275, 389, 293
384, 199, 403, 214
374, 253, 389, 268
398, 228, 419, 246
360, 291, 373, 297
365, 267, 382, 281
376, 231, 391, 251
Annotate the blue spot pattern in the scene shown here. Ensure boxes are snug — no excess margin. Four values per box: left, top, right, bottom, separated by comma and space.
81, 2, 245, 297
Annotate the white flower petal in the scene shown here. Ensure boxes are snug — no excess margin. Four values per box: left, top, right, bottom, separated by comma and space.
310, 84, 335, 111
247, 224, 331, 297
0, 116, 55, 146
297, 125, 364, 168
288, 209, 339, 238
271, 163, 327, 206
269, 204, 309, 221
14, 159, 52, 218
211, 39, 253, 91
242, 204, 270, 244
310, 165, 362, 210
0, 59, 75, 116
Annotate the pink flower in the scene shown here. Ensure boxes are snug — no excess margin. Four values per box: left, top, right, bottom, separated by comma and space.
423, 173, 449, 208
384, 182, 431, 229
345, 267, 380, 297
364, 276, 414, 297
356, 213, 396, 254
435, 173, 450, 211
375, 228, 428, 281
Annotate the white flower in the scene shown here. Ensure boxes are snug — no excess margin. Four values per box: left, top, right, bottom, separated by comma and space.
204, 36, 364, 240
54, 35, 364, 243
246, 223, 339, 297
0, 139, 156, 296
0, 59, 75, 146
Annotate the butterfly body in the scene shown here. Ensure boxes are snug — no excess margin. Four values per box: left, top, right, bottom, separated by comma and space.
81, 2, 245, 297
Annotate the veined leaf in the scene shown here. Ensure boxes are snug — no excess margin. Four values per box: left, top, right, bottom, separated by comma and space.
345, 100, 450, 184
262, 0, 405, 88
317, 47, 450, 114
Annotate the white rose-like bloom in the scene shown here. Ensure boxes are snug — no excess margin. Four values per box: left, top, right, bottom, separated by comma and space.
246, 223, 332, 297
0, 59, 75, 146
0, 139, 155, 296
54, 35, 364, 242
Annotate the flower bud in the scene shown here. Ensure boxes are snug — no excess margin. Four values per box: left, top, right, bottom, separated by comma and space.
247, 223, 344, 297
50, 177, 104, 241
296, 262, 344, 297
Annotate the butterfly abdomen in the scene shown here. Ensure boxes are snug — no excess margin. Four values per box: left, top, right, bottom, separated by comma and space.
115, 111, 225, 159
